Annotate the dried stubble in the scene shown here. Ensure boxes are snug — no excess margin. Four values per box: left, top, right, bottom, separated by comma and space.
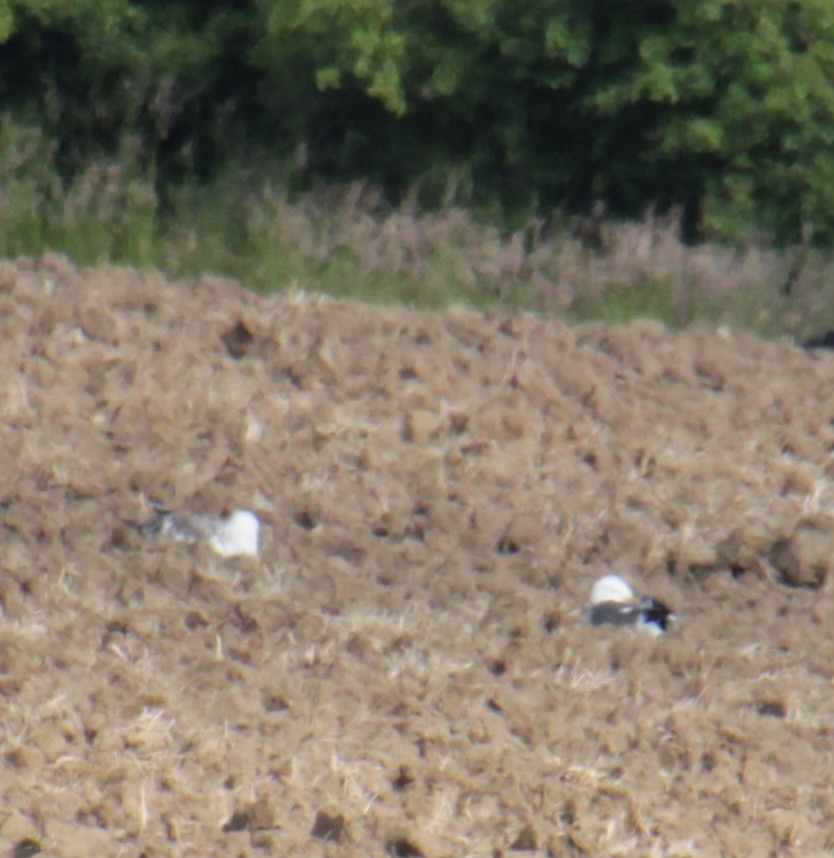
0, 255, 833, 855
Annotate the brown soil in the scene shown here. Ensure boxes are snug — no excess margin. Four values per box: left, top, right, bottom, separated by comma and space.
2, 254, 834, 857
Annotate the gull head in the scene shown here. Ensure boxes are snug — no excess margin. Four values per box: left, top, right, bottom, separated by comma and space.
209, 509, 260, 558
589, 574, 636, 607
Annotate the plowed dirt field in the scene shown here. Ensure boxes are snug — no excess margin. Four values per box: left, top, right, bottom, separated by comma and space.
3, 255, 834, 857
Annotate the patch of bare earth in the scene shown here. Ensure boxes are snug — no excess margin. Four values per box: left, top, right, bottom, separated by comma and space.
2, 254, 834, 856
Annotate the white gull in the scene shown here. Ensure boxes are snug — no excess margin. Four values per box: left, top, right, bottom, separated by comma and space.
587, 574, 678, 636
143, 507, 260, 558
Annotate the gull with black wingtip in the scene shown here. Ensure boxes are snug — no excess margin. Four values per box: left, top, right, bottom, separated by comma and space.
587, 574, 678, 635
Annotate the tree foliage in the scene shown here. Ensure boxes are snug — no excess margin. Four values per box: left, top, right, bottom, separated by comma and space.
2, 0, 834, 243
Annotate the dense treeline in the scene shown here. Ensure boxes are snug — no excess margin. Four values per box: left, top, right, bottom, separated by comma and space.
2, 0, 834, 244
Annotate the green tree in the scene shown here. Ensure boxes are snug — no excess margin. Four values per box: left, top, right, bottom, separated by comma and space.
1, 1, 257, 185
3, 0, 834, 244
588, 0, 834, 242
252, 0, 834, 242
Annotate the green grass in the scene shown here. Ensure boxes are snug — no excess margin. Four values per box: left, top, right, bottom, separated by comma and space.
1, 116, 833, 339
570, 278, 682, 328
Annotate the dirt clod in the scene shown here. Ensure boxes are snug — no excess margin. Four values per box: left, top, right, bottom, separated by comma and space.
221, 320, 256, 359
509, 824, 537, 851
769, 516, 834, 588
386, 837, 425, 857
311, 810, 347, 842
12, 840, 41, 858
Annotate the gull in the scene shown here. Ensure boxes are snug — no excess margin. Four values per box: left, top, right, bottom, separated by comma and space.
140, 507, 260, 558
587, 574, 677, 635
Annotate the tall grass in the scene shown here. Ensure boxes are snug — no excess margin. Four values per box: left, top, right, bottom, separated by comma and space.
1, 114, 832, 338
